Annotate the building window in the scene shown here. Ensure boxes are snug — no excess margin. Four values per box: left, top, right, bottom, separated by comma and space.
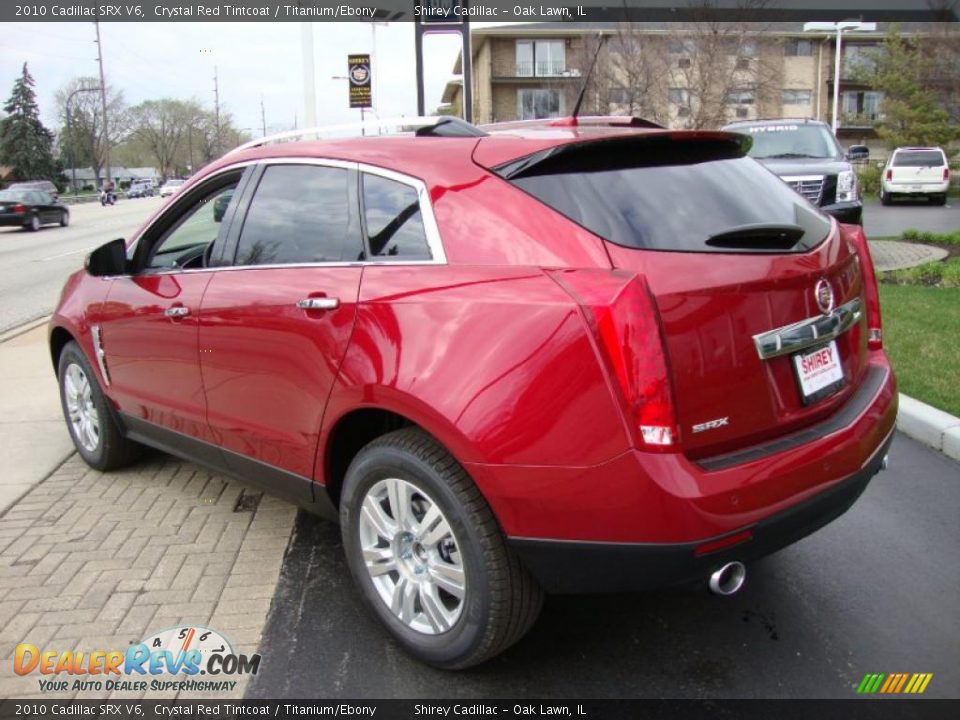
841, 90, 883, 123
782, 89, 813, 105
518, 89, 563, 120
735, 57, 751, 70
668, 88, 691, 105
784, 38, 815, 57
723, 38, 757, 56
668, 39, 696, 55
843, 44, 881, 77
678, 57, 692, 69
608, 87, 633, 104
516, 39, 566, 77
735, 107, 750, 118
676, 106, 691, 118
726, 88, 755, 105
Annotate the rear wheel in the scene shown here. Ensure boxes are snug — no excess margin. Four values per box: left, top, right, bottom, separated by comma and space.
24, 214, 40, 231
930, 194, 947, 206
58, 341, 140, 471
880, 189, 892, 206
340, 428, 543, 669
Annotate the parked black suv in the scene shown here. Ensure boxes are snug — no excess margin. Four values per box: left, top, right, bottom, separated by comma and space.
722, 118, 868, 225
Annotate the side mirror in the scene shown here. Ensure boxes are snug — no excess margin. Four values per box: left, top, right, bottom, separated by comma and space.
847, 145, 870, 161
86, 238, 128, 277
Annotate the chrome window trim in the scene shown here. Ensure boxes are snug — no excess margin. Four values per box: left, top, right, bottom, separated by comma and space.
753, 297, 862, 360
129, 156, 447, 275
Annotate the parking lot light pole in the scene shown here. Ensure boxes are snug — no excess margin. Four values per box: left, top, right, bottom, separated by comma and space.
65, 85, 100, 194
803, 21, 877, 133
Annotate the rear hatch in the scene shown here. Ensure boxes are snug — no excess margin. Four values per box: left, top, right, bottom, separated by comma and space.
486, 133, 869, 458
890, 149, 947, 186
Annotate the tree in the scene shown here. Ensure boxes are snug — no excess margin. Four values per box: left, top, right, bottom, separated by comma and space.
128, 99, 192, 180
856, 26, 958, 148
0, 63, 59, 183
55, 77, 128, 186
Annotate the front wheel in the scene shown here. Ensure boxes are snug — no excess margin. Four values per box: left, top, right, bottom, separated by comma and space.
340, 428, 543, 669
60, 211, 70, 227
58, 341, 141, 471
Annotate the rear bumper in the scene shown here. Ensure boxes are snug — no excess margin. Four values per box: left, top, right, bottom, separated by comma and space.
468, 356, 897, 590
0, 214, 27, 227
882, 181, 949, 196
821, 200, 862, 225
510, 428, 892, 593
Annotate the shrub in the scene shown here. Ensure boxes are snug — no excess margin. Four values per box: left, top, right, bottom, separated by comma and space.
942, 260, 960, 288
856, 163, 882, 197
899, 229, 960, 246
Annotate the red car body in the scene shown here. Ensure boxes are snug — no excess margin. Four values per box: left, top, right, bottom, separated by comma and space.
50, 120, 896, 595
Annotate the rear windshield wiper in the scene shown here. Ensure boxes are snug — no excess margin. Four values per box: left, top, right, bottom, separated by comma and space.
755, 152, 822, 159
705, 223, 805, 250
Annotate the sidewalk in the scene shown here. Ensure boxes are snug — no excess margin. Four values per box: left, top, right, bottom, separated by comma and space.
867, 240, 948, 272
0, 324, 296, 700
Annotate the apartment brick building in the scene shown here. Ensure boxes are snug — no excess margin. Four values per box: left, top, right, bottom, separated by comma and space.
442, 22, 933, 144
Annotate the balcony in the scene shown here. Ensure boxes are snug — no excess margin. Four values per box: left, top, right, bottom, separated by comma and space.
513, 61, 576, 78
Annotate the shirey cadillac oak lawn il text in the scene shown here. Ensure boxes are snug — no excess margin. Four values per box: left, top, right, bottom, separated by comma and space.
49, 116, 897, 669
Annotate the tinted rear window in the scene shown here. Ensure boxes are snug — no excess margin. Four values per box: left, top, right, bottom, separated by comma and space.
893, 151, 945, 167
501, 137, 832, 253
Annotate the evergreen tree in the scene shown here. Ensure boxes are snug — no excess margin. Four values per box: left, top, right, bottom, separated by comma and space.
858, 27, 958, 148
0, 63, 59, 183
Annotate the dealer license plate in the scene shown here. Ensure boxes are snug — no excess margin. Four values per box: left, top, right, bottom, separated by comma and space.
793, 340, 844, 404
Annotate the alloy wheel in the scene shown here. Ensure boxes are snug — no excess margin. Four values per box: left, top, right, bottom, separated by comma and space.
358, 477, 466, 634
63, 363, 100, 452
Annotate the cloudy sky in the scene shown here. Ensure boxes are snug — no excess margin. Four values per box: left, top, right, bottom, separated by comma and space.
0, 22, 475, 137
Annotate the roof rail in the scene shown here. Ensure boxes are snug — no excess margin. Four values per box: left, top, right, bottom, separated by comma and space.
482, 115, 664, 133
227, 116, 487, 156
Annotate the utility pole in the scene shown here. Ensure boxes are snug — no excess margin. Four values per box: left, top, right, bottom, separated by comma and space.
213, 65, 222, 157
93, 19, 110, 187
260, 95, 267, 137
300, 23, 317, 128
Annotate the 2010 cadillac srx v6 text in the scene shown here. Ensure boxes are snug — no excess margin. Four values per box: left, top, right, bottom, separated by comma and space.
49, 116, 897, 669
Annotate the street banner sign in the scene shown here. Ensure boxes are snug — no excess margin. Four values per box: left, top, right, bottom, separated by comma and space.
348, 54, 372, 109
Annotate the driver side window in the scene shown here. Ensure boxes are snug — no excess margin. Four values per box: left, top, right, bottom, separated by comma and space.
144, 182, 239, 271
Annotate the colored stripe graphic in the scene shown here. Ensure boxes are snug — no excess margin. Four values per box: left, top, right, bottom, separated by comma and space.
857, 673, 932, 694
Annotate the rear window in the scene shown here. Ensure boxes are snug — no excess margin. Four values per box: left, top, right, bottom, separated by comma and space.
893, 150, 945, 167
500, 136, 832, 254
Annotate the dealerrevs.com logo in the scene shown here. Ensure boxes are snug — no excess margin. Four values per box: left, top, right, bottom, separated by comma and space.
14, 626, 261, 694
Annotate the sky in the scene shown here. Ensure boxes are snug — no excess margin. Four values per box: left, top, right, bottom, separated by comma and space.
0, 22, 476, 139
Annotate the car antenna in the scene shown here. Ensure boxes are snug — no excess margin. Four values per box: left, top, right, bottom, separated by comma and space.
570, 34, 608, 123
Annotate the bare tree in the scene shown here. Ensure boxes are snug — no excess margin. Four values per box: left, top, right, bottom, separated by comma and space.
128, 99, 191, 180
56, 77, 127, 186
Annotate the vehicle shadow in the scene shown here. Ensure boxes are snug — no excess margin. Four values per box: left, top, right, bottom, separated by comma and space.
246, 509, 838, 699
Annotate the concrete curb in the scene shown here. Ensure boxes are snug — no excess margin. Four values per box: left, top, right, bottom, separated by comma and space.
897, 393, 960, 463
0, 315, 51, 344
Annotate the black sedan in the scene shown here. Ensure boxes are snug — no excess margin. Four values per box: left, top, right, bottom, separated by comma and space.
0, 189, 69, 231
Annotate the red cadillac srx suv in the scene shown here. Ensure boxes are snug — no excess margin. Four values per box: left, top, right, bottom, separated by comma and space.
50, 117, 897, 669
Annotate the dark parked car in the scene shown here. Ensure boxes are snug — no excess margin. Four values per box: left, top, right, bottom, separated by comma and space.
126, 180, 156, 199
50, 116, 896, 669
8, 180, 59, 200
722, 118, 868, 225
0, 189, 69, 231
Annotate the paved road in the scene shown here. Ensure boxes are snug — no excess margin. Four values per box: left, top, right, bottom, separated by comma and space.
248, 433, 959, 699
0, 197, 163, 333
863, 200, 959, 238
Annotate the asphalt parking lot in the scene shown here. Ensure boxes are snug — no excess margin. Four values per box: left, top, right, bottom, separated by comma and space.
247, 434, 959, 700
862, 198, 959, 238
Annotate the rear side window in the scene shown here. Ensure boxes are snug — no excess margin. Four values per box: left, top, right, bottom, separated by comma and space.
893, 151, 945, 167
362, 174, 432, 260
235, 164, 361, 265
501, 137, 832, 254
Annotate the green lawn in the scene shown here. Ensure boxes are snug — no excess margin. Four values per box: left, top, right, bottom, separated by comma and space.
880, 285, 960, 416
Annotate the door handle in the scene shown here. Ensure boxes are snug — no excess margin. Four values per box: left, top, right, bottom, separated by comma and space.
164, 306, 191, 318
296, 297, 340, 311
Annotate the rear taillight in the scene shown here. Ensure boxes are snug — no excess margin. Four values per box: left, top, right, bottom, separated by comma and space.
549, 270, 679, 452
13, 203, 25, 214
944, 167, 951, 182
885, 169, 892, 182
841, 224, 883, 350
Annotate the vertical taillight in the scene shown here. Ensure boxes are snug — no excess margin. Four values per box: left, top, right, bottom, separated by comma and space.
549, 270, 680, 452
944, 167, 951, 182
13, 203, 26, 214
885, 169, 892, 182
840, 224, 883, 350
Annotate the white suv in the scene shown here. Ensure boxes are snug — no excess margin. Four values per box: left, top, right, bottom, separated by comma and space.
881, 147, 951, 206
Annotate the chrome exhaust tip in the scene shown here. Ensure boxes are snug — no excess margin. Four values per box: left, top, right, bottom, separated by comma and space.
881, 454, 889, 471
709, 561, 746, 596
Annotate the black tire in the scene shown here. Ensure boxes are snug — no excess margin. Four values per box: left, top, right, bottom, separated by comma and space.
60, 210, 70, 227
931, 194, 947, 206
24, 214, 40, 231
880, 189, 892, 206
340, 428, 543, 669
57, 341, 141, 471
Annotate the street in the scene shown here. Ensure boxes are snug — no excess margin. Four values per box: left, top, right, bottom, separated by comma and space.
248, 433, 960, 699
862, 199, 959, 238
0, 197, 164, 333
